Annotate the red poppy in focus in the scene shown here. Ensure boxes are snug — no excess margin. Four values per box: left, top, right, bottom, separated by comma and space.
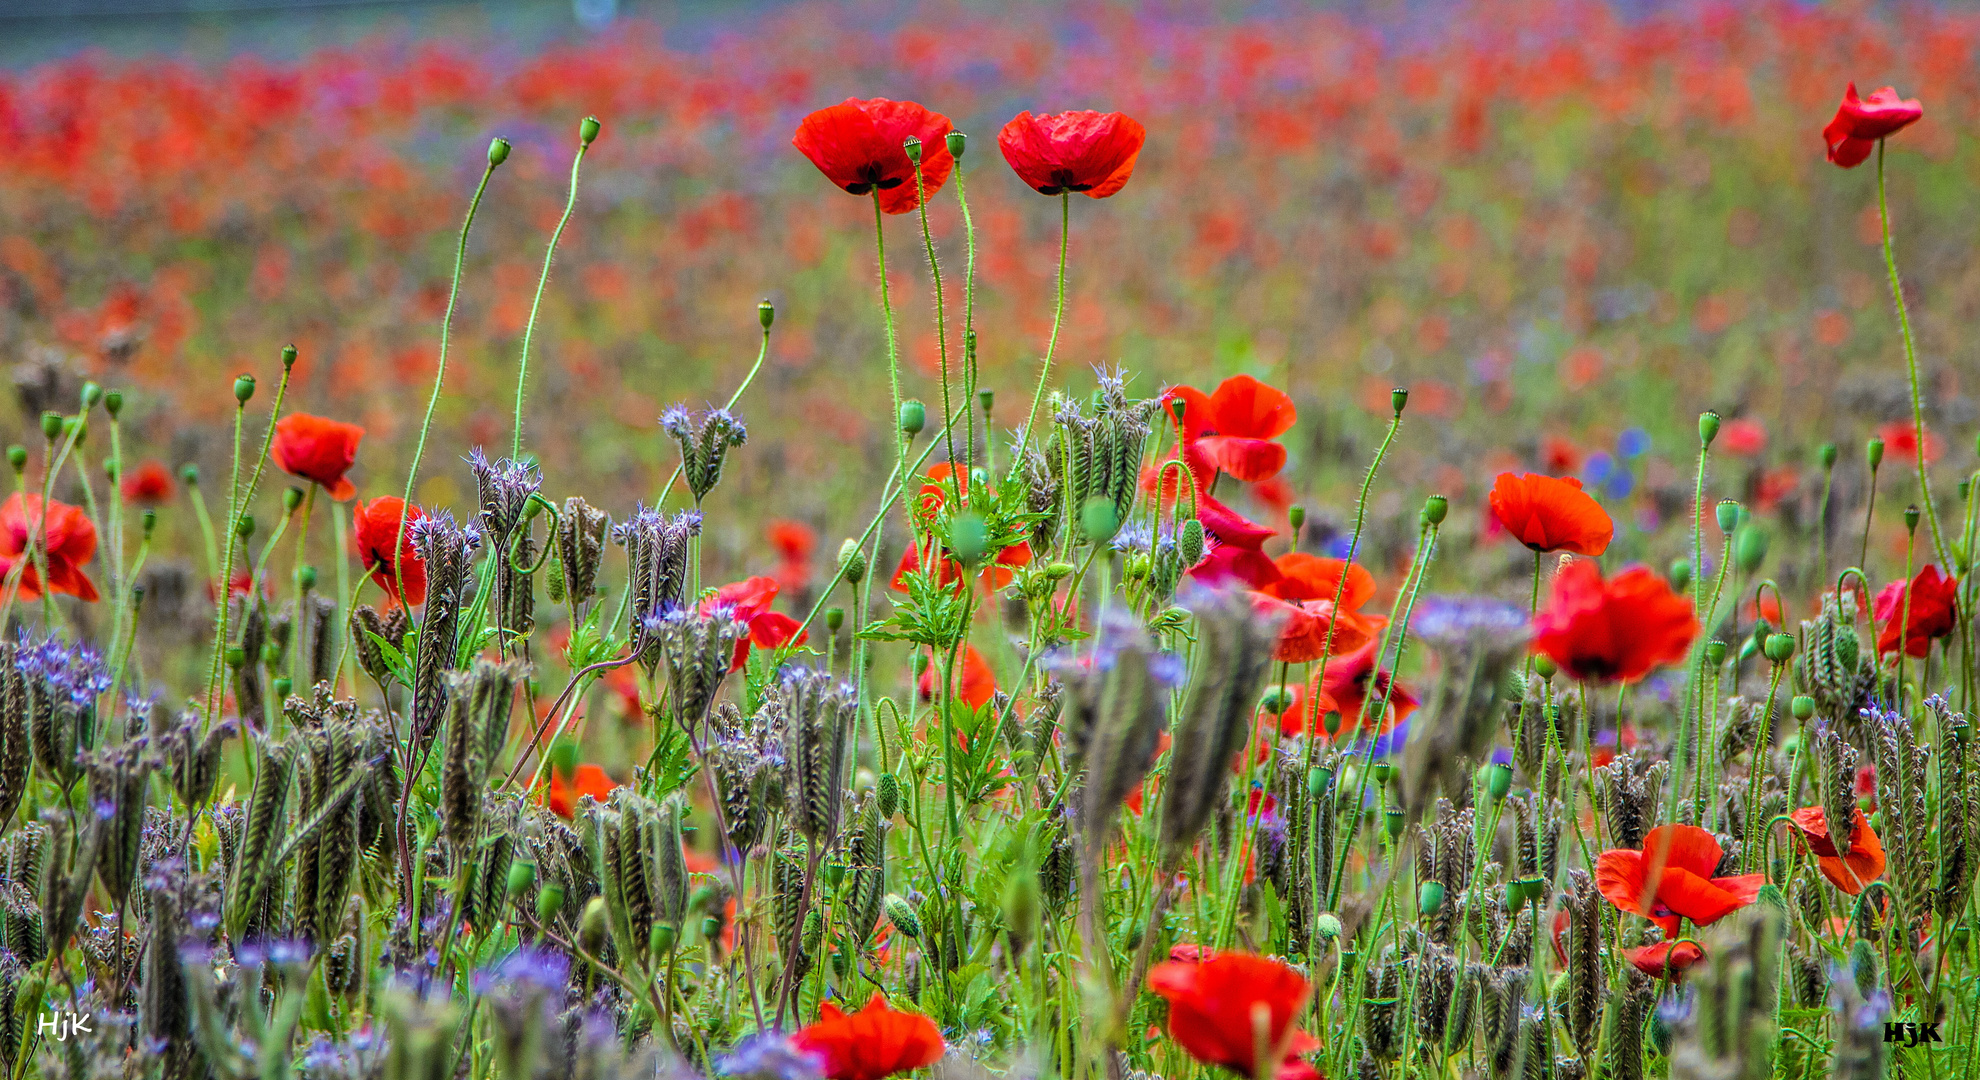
1488, 473, 1613, 556
1717, 418, 1767, 458
352, 497, 426, 606
1316, 642, 1416, 738
120, 460, 176, 505
1162, 377, 1298, 482
1595, 824, 1763, 937
1873, 564, 1958, 658
270, 412, 364, 501
702, 576, 808, 671
1787, 806, 1886, 895
1875, 419, 1942, 464
793, 98, 956, 215
918, 643, 997, 708
1258, 553, 1387, 645
0, 493, 100, 602
1823, 83, 1923, 169
1625, 940, 1706, 979
791, 996, 944, 1080
1531, 561, 1695, 684
543, 762, 617, 819
997, 110, 1145, 198
1186, 494, 1280, 590
1147, 952, 1320, 1080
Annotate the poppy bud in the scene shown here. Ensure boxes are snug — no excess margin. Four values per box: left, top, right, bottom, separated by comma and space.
235, 514, 255, 540
1384, 807, 1406, 839
1532, 655, 1557, 681
1370, 761, 1393, 786
103, 458, 119, 482
271, 676, 292, 700
1668, 557, 1692, 593
5, 446, 24, 472
978, 388, 993, 413
280, 344, 297, 371
649, 922, 678, 957
233, 375, 255, 405
758, 299, 774, 329
1698, 410, 1721, 447
580, 116, 601, 146
946, 131, 966, 159
825, 607, 844, 632
1317, 913, 1343, 940
1079, 496, 1119, 545
488, 137, 511, 167
260, 642, 281, 666
142, 508, 157, 535
63, 416, 83, 444
1259, 686, 1293, 716
1321, 710, 1343, 737
899, 399, 926, 436
837, 538, 867, 584
1418, 880, 1445, 916
1168, 396, 1187, 425
902, 135, 922, 163
1704, 640, 1727, 666
912, 652, 929, 676
1484, 761, 1513, 801
1791, 696, 1816, 721
1764, 633, 1796, 664
1307, 766, 1331, 797
1903, 505, 1920, 534
1390, 387, 1409, 415
225, 646, 247, 670
282, 486, 304, 512
40, 412, 62, 440
505, 859, 536, 901
1715, 499, 1740, 533
103, 390, 123, 417
297, 565, 316, 590
884, 893, 921, 938
1044, 561, 1075, 580
1734, 523, 1769, 573
181, 464, 199, 485
1818, 442, 1837, 470
548, 736, 580, 779
1866, 438, 1884, 469
536, 882, 566, 924
950, 512, 988, 567
1177, 519, 1205, 567
578, 896, 608, 955
1423, 494, 1448, 526
80, 382, 102, 409
877, 772, 901, 818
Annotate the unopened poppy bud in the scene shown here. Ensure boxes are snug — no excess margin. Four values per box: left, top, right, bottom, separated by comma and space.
506, 860, 537, 901
1668, 557, 1692, 593
1866, 438, 1884, 469
758, 299, 774, 329
1418, 880, 1445, 916
232, 375, 254, 405
1384, 807, 1406, 839
877, 772, 901, 818
103, 390, 122, 417
837, 538, 867, 584
1044, 561, 1075, 580
1485, 761, 1513, 800
271, 676, 292, 699
235, 514, 255, 540
1287, 505, 1306, 534
142, 509, 157, 534
578, 896, 608, 955
6, 447, 24, 472
825, 607, 844, 632
283, 486, 304, 512
946, 131, 966, 159
649, 922, 678, 957
1321, 710, 1343, 737
548, 736, 580, 779
1903, 505, 1920, 534
1734, 523, 1769, 572
280, 344, 297, 371
1259, 686, 1293, 716
1698, 410, 1721, 447
1704, 640, 1727, 666
884, 893, 921, 938
1818, 442, 1837, 469
1791, 695, 1816, 721
899, 399, 926, 436
902, 135, 922, 163
180, 463, 199, 485
297, 565, 316, 590
580, 116, 601, 146
912, 652, 929, 676
978, 388, 993, 413
1423, 494, 1448, 525
1390, 387, 1409, 415
225, 646, 247, 670
1764, 632, 1796, 664
536, 882, 566, 924
1532, 655, 1557, 680
1306, 766, 1331, 797
1178, 519, 1205, 566
80, 382, 102, 409
1316, 913, 1342, 940
1079, 496, 1119, 545
487, 137, 512, 167
40, 412, 62, 440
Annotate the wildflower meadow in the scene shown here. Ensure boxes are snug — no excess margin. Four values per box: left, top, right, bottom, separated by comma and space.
0, 2, 1978, 1079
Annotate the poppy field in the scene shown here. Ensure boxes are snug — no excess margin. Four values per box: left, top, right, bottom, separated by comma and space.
2, 2, 1980, 1079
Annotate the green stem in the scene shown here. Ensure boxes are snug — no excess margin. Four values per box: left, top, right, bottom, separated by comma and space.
1877, 141, 1950, 567
910, 148, 959, 474
873, 192, 906, 477
1015, 192, 1071, 463
513, 128, 592, 460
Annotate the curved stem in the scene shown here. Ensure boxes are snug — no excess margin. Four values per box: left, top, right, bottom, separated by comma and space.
513, 132, 592, 460
1015, 192, 1070, 463
1877, 141, 1949, 567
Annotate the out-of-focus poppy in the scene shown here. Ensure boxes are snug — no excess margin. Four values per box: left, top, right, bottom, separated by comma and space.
1823, 83, 1923, 169
1187, 493, 1280, 590
917, 643, 997, 708
997, 110, 1145, 198
0, 493, 99, 602
1872, 564, 1958, 658
1595, 824, 1763, 937
1875, 419, 1942, 464
793, 98, 955, 214
270, 412, 364, 500
1162, 377, 1297, 482
790, 996, 944, 1080
1787, 806, 1886, 895
1531, 561, 1695, 684
1147, 952, 1320, 1080
352, 496, 426, 606
1488, 473, 1613, 556
1717, 417, 1767, 458
1625, 940, 1706, 979
120, 460, 176, 505
1249, 592, 1376, 665
544, 762, 616, 819
1317, 642, 1416, 738
768, 519, 817, 593
702, 576, 808, 670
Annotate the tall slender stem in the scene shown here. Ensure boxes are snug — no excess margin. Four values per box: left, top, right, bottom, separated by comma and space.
910, 149, 958, 474
513, 127, 592, 460
1015, 192, 1070, 463
873, 192, 906, 476
1876, 141, 1949, 567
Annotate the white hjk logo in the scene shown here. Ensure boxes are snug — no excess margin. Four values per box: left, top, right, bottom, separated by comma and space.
38, 1011, 92, 1042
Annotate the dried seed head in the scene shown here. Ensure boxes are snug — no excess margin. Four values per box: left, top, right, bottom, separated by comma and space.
774, 667, 857, 841
662, 405, 748, 502
554, 496, 610, 606
1055, 609, 1182, 859
1161, 585, 1278, 863
657, 607, 746, 732
616, 507, 701, 671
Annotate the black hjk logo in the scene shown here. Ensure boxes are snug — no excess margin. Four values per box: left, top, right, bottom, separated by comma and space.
1884, 1022, 1943, 1046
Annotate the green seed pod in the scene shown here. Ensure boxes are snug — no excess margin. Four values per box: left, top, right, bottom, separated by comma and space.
1485, 762, 1513, 801
1532, 655, 1557, 681
179, 463, 199, 485
945, 131, 966, 159
280, 344, 298, 370
103, 390, 123, 417
1384, 807, 1406, 839
1704, 640, 1728, 666
580, 116, 601, 146
1866, 438, 1884, 469
902, 135, 922, 163
1418, 880, 1446, 916
1423, 494, 1448, 526
297, 565, 317, 590
1763, 633, 1796, 664
1791, 696, 1816, 721
884, 893, 920, 938
39, 413, 62, 440
507, 859, 537, 901
1903, 505, 1920, 534
235, 514, 255, 540
1818, 442, 1837, 469
142, 509, 157, 535
824, 607, 844, 632
232, 375, 255, 405
1390, 387, 1409, 415
80, 382, 102, 409
1306, 766, 1332, 798
1698, 410, 1720, 447
578, 896, 608, 955
487, 137, 512, 166
270, 677, 292, 700
1369, 761, 1393, 786
224, 646, 247, 670
1288, 505, 1306, 532
282, 486, 304, 512
649, 922, 678, 957
536, 883, 566, 924
757, 299, 773, 329
5, 447, 24, 472
1668, 557, 1692, 593
899, 399, 926, 436
1734, 523, 1769, 573
102, 457, 119, 482
1715, 499, 1741, 533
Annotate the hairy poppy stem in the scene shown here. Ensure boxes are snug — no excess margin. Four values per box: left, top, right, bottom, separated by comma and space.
287, 482, 316, 689
910, 149, 959, 475
1876, 141, 1949, 567
204, 357, 291, 725
1014, 192, 1070, 464
513, 126, 593, 461
953, 156, 980, 470
873, 191, 906, 476
1742, 657, 1788, 872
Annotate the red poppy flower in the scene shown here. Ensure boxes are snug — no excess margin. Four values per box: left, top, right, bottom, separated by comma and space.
1787, 806, 1886, 895
891, 539, 1033, 594
1872, 564, 1958, 658
701, 576, 808, 670
1875, 418, 1942, 464
0, 493, 99, 602
793, 98, 955, 215
1257, 553, 1388, 648
270, 412, 364, 501
917, 643, 997, 708
1717, 418, 1767, 458
768, 519, 817, 593
1250, 592, 1377, 665
1625, 940, 1706, 979
1185, 493, 1280, 590
997, 110, 1145, 198
791, 996, 944, 1080
352, 496, 426, 606
120, 460, 175, 506
1531, 561, 1695, 684
543, 762, 617, 819
1317, 642, 1416, 738
1823, 83, 1923, 169
1168, 943, 1216, 964
1162, 377, 1298, 482
1488, 473, 1613, 556
1595, 824, 1763, 937
1147, 952, 1320, 1080
1274, 682, 1342, 738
